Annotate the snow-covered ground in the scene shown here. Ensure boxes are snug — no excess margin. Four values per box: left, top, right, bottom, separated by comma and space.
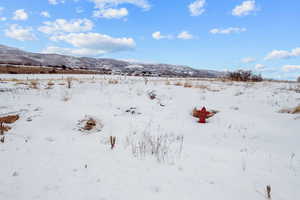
0, 74, 299, 200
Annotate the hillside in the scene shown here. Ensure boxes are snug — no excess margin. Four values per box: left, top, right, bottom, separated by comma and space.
0, 44, 223, 77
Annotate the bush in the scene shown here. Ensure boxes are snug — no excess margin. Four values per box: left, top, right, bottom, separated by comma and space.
125, 131, 184, 163
227, 70, 263, 82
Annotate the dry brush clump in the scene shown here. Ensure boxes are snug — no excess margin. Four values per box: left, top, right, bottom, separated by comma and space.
183, 82, 193, 88
45, 80, 55, 89
0, 115, 19, 135
110, 136, 116, 149
125, 131, 184, 163
66, 77, 73, 89
47, 80, 55, 86
174, 82, 183, 86
0, 136, 4, 143
278, 105, 300, 114
193, 84, 209, 90
29, 80, 39, 89
77, 115, 103, 133
108, 79, 119, 84
227, 70, 263, 82
15, 80, 28, 85
266, 185, 271, 199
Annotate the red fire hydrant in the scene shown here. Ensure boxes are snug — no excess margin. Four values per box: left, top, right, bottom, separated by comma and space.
198, 107, 210, 123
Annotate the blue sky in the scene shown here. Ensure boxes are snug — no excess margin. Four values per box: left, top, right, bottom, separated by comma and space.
0, 0, 299, 79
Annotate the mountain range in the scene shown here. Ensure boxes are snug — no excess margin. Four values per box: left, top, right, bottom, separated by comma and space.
0, 44, 224, 77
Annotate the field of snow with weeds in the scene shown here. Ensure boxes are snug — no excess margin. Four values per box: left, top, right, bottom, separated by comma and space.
0, 74, 299, 200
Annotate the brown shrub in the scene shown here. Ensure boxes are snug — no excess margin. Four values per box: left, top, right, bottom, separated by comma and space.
227, 70, 263, 82
174, 82, 183, 86
84, 119, 96, 130
15, 81, 28, 85
0, 115, 19, 124
0, 125, 11, 134
47, 80, 55, 86
184, 82, 193, 88
193, 85, 209, 90
30, 80, 39, 89
0, 115, 19, 135
278, 105, 300, 114
108, 79, 118, 84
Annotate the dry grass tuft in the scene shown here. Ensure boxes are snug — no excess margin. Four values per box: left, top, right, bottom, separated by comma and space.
47, 80, 55, 86
83, 119, 96, 130
278, 105, 300, 114
110, 136, 116, 149
174, 82, 183, 86
0, 115, 19, 135
193, 84, 209, 90
77, 116, 103, 133
66, 77, 73, 89
108, 79, 118, 84
29, 80, 39, 89
183, 82, 193, 88
15, 81, 28, 85
125, 131, 184, 163
45, 80, 55, 89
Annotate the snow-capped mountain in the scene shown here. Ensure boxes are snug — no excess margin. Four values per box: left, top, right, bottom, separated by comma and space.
0, 44, 224, 77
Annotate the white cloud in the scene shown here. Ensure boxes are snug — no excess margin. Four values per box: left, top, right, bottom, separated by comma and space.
41, 11, 51, 18
93, 7, 128, 19
264, 48, 300, 60
38, 18, 94, 34
232, 0, 256, 16
177, 31, 194, 40
265, 50, 290, 60
282, 65, 300, 72
48, 0, 65, 5
5, 24, 37, 41
47, 32, 135, 56
152, 31, 172, 40
91, 0, 150, 19
210, 27, 246, 34
241, 57, 256, 63
189, 0, 206, 16
13, 9, 28, 21
255, 64, 265, 70
91, 0, 150, 10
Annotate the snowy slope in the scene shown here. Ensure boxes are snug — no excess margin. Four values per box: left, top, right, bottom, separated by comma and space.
0, 74, 299, 200
0, 44, 224, 77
